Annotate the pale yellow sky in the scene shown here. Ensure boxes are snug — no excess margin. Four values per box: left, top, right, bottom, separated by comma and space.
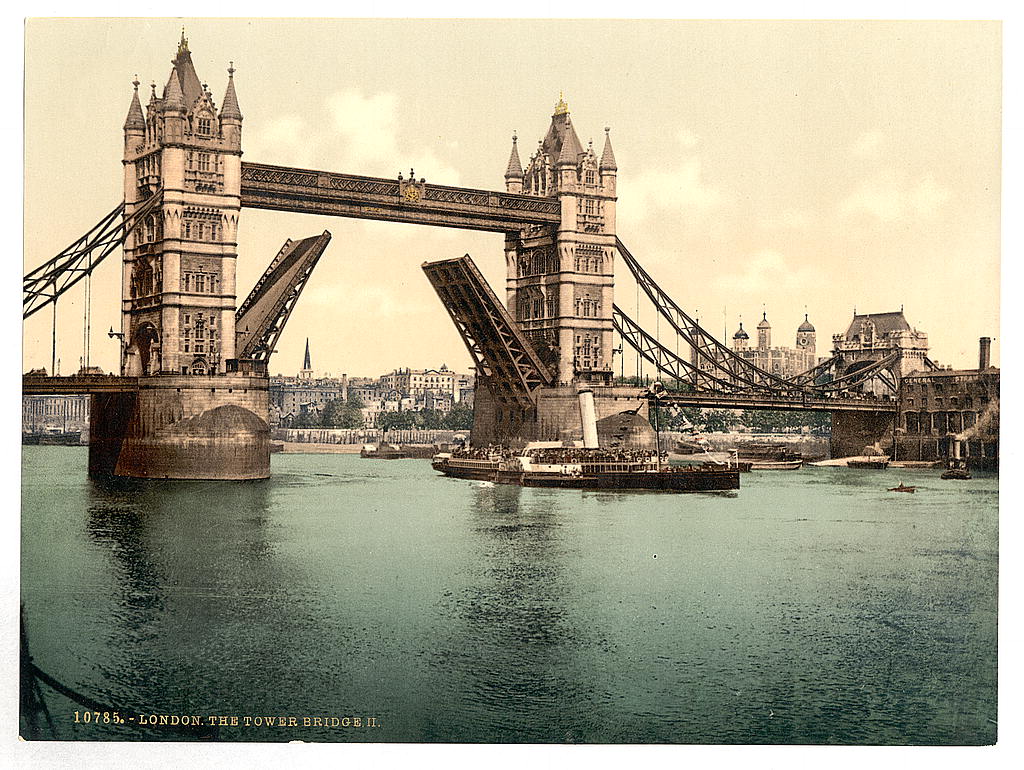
23, 19, 1001, 377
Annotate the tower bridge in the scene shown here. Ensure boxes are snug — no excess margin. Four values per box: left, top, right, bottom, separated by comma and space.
24, 33, 914, 479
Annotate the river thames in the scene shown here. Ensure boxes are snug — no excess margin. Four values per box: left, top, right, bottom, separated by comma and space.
20, 447, 997, 744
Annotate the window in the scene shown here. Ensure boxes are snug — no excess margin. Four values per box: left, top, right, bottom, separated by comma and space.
197, 117, 212, 136
198, 154, 210, 172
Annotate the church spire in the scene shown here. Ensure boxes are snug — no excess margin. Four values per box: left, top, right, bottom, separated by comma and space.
303, 338, 312, 371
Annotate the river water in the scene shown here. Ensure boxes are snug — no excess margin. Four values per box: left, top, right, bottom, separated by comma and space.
20, 447, 997, 744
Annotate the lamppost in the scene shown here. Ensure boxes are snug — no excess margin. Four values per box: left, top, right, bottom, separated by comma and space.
108, 327, 125, 374
648, 381, 666, 469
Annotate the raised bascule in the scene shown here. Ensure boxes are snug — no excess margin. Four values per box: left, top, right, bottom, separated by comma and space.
25, 34, 923, 479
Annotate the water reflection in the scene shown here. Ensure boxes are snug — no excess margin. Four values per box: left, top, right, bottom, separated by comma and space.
80, 477, 315, 738
422, 484, 600, 742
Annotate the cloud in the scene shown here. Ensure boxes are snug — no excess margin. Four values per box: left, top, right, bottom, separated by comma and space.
247, 89, 461, 186
246, 114, 316, 168
714, 250, 826, 295
616, 130, 726, 225
839, 172, 952, 222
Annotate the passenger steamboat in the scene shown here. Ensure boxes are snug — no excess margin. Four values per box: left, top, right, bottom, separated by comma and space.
432, 445, 740, 491
431, 387, 739, 492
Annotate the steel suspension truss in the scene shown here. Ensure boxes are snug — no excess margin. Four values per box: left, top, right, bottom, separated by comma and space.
615, 238, 905, 398
615, 237, 810, 395
613, 304, 760, 394
23, 192, 163, 320
235, 231, 333, 362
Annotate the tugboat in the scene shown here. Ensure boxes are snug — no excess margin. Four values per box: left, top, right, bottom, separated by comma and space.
940, 441, 972, 480
431, 388, 739, 492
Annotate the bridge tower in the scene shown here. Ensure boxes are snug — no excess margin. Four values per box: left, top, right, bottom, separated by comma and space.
504, 95, 618, 385
89, 33, 270, 480
121, 30, 242, 376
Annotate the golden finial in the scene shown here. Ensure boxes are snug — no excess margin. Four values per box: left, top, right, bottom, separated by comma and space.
554, 91, 569, 116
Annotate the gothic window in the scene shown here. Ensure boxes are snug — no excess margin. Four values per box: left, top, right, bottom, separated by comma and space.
197, 116, 212, 136
198, 153, 211, 173
184, 222, 192, 239
586, 170, 596, 185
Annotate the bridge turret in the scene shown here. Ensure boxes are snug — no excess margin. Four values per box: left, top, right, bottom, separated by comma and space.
220, 62, 242, 148
600, 126, 617, 195
123, 77, 145, 150
162, 65, 187, 143
504, 133, 523, 194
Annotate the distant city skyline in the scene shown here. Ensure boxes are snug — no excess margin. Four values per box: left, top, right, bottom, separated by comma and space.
24, 20, 1000, 376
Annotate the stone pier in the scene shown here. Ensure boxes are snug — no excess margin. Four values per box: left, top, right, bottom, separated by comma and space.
88, 374, 270, 480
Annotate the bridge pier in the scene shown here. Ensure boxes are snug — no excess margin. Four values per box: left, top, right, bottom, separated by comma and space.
471, 383, 655, 449
829, 409, 895, 458
88, 374, 270, 480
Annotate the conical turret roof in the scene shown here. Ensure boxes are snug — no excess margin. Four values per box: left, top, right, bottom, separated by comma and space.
504, 134, 523, 179
539, 94, 584, 166
163, 64, 185, 111
171, 30, 205, 110
600, 127, 617, 170
798, 314, 815, 332
221, 62, 242, 120
123, 78, 145, 130
757, 312, 771, 329
733, 322, 749, 340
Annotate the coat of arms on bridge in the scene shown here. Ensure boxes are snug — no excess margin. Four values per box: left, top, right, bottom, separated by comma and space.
398, 169, 425, 203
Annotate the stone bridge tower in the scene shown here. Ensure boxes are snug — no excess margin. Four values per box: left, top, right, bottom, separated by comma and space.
121, 31, 242, 377
93, 33, 270, 480
503, 95, 618, 385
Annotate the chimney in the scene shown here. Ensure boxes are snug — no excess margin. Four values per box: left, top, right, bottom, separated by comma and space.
979, 337, 991, 370
577, 388, 600, 449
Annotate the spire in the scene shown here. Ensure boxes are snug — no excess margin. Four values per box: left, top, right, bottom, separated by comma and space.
504, 132, 523, 179
553, 91, 569, 116
167, 31, 205, 110
556, 116, 584, 167
163, 64, 185, 111
600, 127, 617, 171
303, 338, 311, 371
758, 311, 771, 329
123, 76, 145, 131
219, 61, 243, 121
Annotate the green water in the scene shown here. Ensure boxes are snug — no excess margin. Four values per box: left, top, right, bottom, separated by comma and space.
20, 447, 997, 744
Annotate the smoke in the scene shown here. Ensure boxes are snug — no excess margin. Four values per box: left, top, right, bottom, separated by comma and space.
957, 398, 999, 442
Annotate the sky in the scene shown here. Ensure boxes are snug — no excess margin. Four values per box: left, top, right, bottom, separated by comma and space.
22, 19, 1001, 378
